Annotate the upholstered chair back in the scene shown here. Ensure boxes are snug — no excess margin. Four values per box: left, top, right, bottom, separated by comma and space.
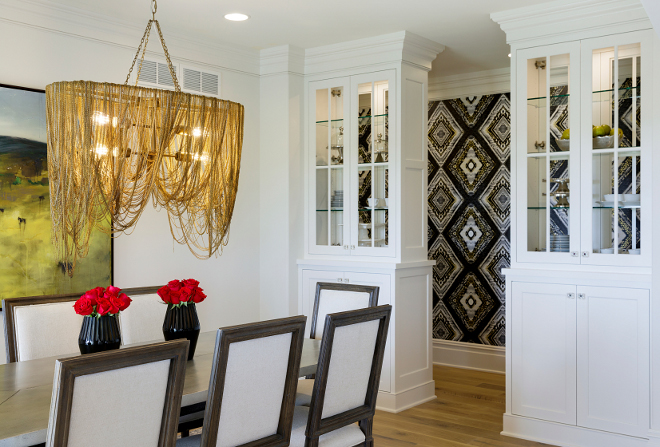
311, 283, 379, 340
46, 340, 188, 447
12, 301, 82, 362
291, 305, 391, 447
192, 316, 306, 447
119, 292, 167, 345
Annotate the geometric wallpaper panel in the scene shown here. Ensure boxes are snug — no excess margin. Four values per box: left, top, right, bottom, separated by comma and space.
428, 94, 511, 346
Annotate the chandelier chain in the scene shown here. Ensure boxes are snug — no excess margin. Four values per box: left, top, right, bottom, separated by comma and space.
124, 0, 181, 92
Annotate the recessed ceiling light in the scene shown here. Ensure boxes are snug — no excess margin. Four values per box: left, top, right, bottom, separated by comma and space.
508, 53, 511, 57
224, 13, 249, 21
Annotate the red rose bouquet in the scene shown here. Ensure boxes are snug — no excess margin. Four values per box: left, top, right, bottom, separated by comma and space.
158, 279, 206, 308
73, 286, 132, 317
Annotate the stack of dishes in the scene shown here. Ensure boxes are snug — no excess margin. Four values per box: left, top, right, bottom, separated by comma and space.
550, 234, 570, 252
331, 190, 344, 208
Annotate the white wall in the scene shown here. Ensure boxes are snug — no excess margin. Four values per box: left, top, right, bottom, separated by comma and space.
0, 2, 261, 363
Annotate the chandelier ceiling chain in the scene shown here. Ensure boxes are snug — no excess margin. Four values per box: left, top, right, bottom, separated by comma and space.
46, 0, 245, 276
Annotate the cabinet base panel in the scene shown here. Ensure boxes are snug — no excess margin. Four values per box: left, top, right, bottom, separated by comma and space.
376, 380, 436, 413
503, 414, 648, 447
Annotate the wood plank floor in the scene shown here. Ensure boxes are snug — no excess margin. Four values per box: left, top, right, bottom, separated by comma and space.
372, 365, 555, 447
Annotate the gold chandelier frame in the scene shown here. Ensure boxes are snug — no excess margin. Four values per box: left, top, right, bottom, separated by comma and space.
46, 0, 244, 275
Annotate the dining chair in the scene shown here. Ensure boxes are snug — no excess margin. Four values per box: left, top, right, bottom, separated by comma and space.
296, 282, 379, 406
176, 315, 307, 447
290, 305, 392, 447
45, 339, 188, 447
3, 286, 162, 363
117, 286, 167, 345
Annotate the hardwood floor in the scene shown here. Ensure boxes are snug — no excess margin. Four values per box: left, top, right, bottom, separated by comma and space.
372, 365, 555, 447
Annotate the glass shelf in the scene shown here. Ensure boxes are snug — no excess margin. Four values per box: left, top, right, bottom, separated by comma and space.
357, 162, 389, 168
315, 118, 344, 125
359, 208, 388, 211
592, 86, 639, 94
528, 207, 571, 210
527, 94, 570, 101
317, 209, 344, 212
357, 113, 388, 120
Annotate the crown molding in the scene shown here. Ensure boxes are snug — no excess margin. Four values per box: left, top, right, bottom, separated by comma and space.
0, 0, 261, 76
491, 0, 651, 47
304, 31, 444, 76
260, 45, 305, 77
429, 67, 510, 100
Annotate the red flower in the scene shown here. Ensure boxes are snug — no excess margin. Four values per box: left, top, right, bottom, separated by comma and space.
179, 286, 194, 302
167, 280, 183, 292
192, 288, 207, 304
158, 285, 172, 304
73, 296, 95, 316
96, 297, 112, 316
106, 285, 122, 297
183, 279, 200, 289
117, 293, 132, 311
170, 290, 181, 305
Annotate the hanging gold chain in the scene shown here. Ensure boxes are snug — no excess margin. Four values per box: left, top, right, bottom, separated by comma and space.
124, 0, 181, 91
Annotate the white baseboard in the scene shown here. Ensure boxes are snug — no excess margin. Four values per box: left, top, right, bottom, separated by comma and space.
376, 380, 436, 413
503, 413, 648, 447
433, 339, 505, 374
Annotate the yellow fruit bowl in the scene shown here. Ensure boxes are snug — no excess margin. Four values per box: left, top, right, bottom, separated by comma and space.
555, 138, 570, 151
593, 135, 614, 149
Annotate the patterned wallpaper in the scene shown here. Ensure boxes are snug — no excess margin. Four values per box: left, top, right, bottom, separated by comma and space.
428, 94, 511, 346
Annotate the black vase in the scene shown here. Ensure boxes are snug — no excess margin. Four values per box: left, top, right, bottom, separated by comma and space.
163, 303, 200, 361
78, 315, 122, 355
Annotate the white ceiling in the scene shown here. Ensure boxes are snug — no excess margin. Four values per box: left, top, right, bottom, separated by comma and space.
49, 0, 560, 77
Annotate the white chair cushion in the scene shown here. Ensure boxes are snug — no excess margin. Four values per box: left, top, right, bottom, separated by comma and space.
295, 378, 315, 406
15, 302, 83, 361
118, 293, 167, 345
314, 290, 371, 339
176, 434, 201, 446
290, 406, 365, 447
58, 359, 171, 447
215, 332, 292, 447
322, 320, 379, 419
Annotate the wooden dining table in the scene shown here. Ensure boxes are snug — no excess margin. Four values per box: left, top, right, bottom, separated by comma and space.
0, 331, 321, 447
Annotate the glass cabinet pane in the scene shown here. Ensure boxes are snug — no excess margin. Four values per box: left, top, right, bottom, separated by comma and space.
356, 80, 388, 249
526, 53, 571, 253
316, 86, 344, 247
591, 43, 642, 255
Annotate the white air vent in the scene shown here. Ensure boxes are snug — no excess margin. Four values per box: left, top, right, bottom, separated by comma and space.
136, 59, 177, 89
183, 67, 220, 96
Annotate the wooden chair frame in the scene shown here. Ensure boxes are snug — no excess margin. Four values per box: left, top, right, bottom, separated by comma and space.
3, 286, 162, 363
305, 305, 392, 447
46, 339, 189, 447
199, 315, 307, 447
309, 283, 379, 340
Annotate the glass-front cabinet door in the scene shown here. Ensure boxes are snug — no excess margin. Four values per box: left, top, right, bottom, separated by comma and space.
308, 71, 395, 257
350, 71, 395, 257
580, 31, 651, 266
310, 78, 351, 255
517, 42, 581, 263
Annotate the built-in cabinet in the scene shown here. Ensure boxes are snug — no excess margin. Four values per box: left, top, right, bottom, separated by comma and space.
299, 33, 443, 413
492, 1, 657, 446
511, 282, 649, 438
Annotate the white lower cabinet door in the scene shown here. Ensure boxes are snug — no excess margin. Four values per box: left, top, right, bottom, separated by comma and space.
511, 282, 577, 424
576, 286, 649, 437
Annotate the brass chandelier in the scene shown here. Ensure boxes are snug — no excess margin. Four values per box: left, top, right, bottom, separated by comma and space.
46, 0, 244, 276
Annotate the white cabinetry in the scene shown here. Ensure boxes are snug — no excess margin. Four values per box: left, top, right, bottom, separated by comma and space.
298, 33, 443, 413
511, 282, 649, 438
492, 1, 657, 446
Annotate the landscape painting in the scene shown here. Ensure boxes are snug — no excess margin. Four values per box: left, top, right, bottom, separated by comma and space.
0, 84, 111, 303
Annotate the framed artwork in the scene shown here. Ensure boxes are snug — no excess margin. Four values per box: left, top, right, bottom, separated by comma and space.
0, 84, 112, 306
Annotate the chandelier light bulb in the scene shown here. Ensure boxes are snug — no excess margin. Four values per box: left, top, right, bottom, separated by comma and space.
224, 13, 249, 21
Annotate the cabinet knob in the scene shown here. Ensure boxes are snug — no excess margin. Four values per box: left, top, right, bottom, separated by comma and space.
567, 293, 575, 299
581, 251, 589, 258
344, 278, 349, 283
343, 245, 349, 250
338, 278, 343, 283
578, 293, 586, 300
350, 245, 355, 250
571, 251, 579, 257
